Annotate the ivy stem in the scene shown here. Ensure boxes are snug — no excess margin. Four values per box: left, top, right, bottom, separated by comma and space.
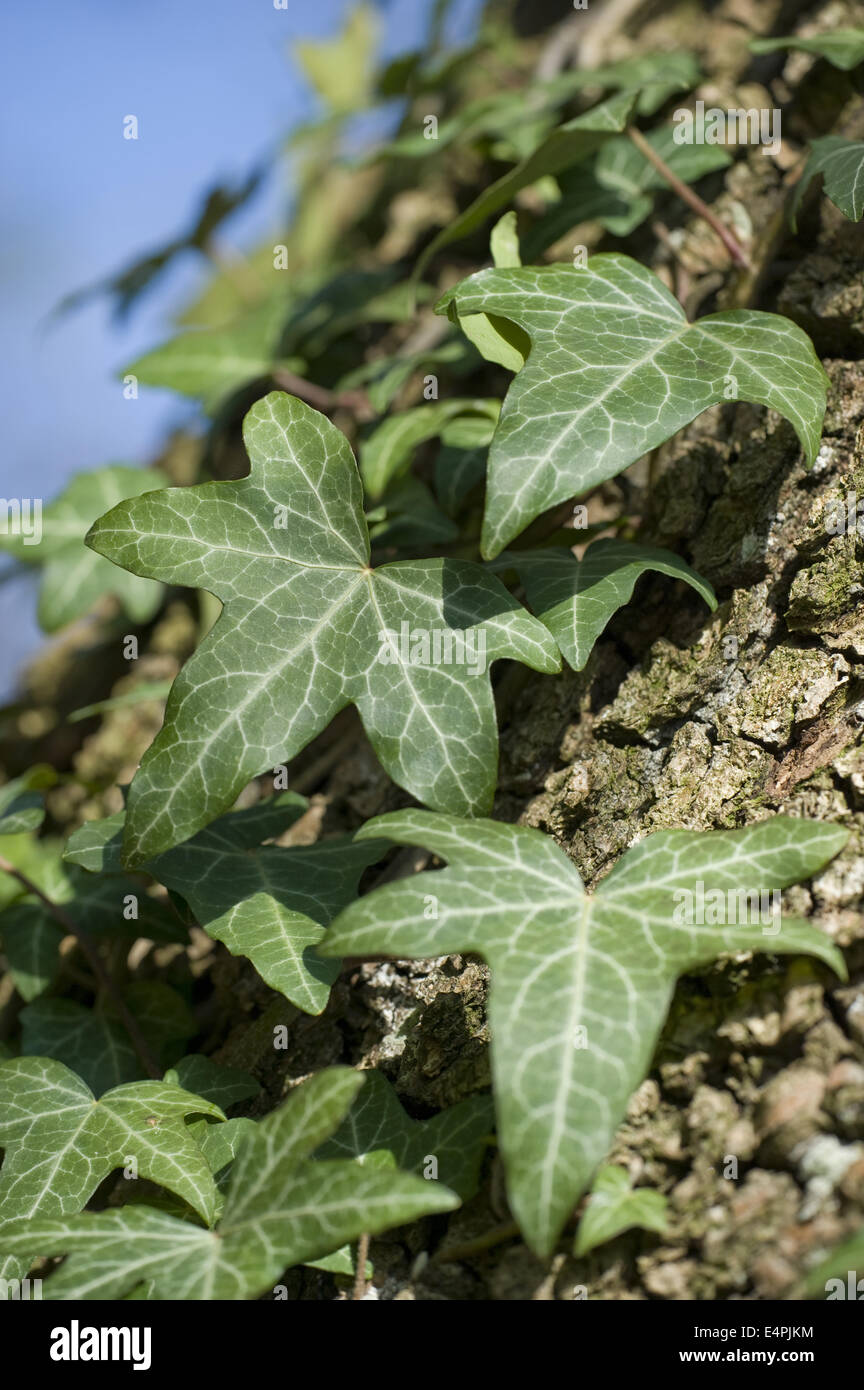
353, 1232, 371, 1300
0, 856, 161, 1080
626, 126, 751, 271
271, 370, 374, 422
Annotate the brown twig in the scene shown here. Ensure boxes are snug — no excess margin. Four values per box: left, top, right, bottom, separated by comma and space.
353, 1232, 371, 1300
271, 369, 375, 422
627, 125, 751, 270
0, 856, 161, 1079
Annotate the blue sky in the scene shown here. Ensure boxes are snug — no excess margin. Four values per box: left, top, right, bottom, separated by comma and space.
0, 0, 482, 693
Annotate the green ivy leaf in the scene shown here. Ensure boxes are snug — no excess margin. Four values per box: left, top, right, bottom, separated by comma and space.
126, 298, 302, 410
320, 811, 846, 1255
0, 856, 184, 1002
164, 1055, 260, 1110
792, 137, 864, 226
15, 1001, 136, 1094
0, 1068, 459, 1299
415, 91, 638, 279
0, 465, 167, 632
316, 1070, 493, 1199
294, 3, 378, 115
64, 797, 387, 1014
527, 127, 732, 254
435, 444, 488, 517
337, 337, 475, 414
360, 398, 499, 498
368, 476, 459, 550
0, 774, 48, 836
304, 1244, 370, 1278
458, 212, 529, 373
750, 30, 864, 71
438, 254, 828, 558
189, 1116, 257, 1190
495, 539, 716, 670
574, 1165, 667, 1255
371, 52, 698, 166
0, 831, 65, 916
0, 905, 63, 1001
0, 1056, 224, 1283
85, 392, 559, 864
19, 983, 196, 1094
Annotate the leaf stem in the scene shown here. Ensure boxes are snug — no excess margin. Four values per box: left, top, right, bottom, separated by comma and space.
353, 1232, 371, 1299
271, 370, 374, 422
626, 125, 751, 270
0, 856, 161, 1079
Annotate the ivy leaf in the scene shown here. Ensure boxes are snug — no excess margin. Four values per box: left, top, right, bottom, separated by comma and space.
189, 1117, 257, 1190
320, 811, 846, 1255
293, 3, 378, 115
85, 392, 560, 864
574, 1166, 667, 1255
65, 797, 388, 1015
0, 830, 65, 916
367, 477, 459, 550
792, 137, 864, 227
0, 905, 64, 1001
0, 1056, 224, 1258
0, 465, 167, 632
360, 398, 499, 498
438, 254, 828, 558
415, 91, 637, 279
126, 298, 302, 410
164, 1055, 260, 1110
19, 983, 196, 1094
459, 212, 529, 374
304, 1244, 370, 1278
750, 30, 864, 71
527, 127, 732, 254
337, 338, 475, 414
0, 1068, 459, 1299
435, 444, 488, 517
374, 52, 698, 168
495, 539, 716, 670
14, 1001, 135, 1094
316, 1070, 493, 1199
0, 774, 47, 836
372, 53, 697, 166
0, 857, 184, 1002
280, 268, 427, 363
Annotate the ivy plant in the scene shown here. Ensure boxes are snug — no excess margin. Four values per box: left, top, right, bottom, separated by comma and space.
492, 539, 717, 670
574, 1165, 668, 1256
792, 137, 864, 226
63, 792, 388, 1014
85, 390, 559, 863
438, 254, 828, 557
319, 811, 846, 1254
0, 6, 856, 1304
0, 465, 167, 632
0, 1069, 458, 1299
